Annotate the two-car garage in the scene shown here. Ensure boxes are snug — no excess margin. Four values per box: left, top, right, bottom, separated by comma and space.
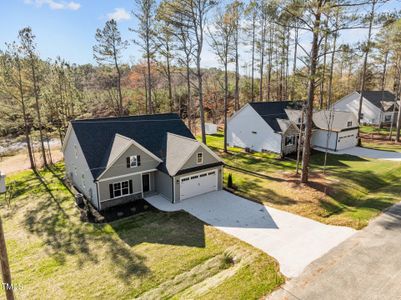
179, 169, 218, 200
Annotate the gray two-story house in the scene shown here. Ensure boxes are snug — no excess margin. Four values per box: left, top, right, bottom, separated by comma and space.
62, 113, 223, 210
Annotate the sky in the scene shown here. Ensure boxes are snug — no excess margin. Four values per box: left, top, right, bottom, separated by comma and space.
0, 0, 400, 71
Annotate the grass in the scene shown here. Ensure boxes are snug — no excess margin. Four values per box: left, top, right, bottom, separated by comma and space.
359, 125, 401, 152
202, 133, 401, 229
4, 163, 284, 299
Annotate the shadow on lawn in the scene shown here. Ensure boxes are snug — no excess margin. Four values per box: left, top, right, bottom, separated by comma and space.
316, 168, 401, 219
110, 210, 206, 248
234, 178, 296, 206
21, 169, 149, 282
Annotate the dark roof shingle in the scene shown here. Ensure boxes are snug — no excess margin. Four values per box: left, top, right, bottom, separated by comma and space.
70, 113, 194, 178
359, 91, 396, 109
249, 101, 303, 132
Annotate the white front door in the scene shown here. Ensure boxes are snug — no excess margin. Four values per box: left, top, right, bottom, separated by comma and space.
180, 170, 218, 200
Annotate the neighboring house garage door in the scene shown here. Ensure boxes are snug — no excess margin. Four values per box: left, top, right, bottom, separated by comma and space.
337, 129, 358, 150
180, 170, 218, 200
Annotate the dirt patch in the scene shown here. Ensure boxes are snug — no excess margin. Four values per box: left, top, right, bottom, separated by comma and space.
280, 171, 336, 197
0, 149, 63, 174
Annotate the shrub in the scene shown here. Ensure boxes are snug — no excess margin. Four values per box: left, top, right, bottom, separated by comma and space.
227, 173, 233, 189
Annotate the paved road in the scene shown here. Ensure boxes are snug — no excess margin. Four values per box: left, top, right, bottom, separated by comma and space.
268, 202, 401, 300
326, 146, 401, 161
146, 191, 355, 277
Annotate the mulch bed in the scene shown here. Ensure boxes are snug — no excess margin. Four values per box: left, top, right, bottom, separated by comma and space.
77, 199, 157, 223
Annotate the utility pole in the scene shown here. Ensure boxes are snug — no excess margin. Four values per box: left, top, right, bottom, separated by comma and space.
0, 215, 14, 300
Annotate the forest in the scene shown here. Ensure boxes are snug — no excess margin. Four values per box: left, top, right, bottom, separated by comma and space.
0, 0, 401, 183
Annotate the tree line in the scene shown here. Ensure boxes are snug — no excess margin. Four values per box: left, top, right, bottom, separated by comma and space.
1, 0, 400, 183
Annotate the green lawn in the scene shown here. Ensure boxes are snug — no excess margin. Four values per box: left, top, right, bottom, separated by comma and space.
359, 125, 401, 152
4, 163, 284, 299
203, 133, 401, 229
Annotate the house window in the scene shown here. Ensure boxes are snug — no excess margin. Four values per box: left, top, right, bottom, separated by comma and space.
297, 117, 302, 124
385, 115, 392, 122
252, 131, 257, 134
347, 121, 353, 127
81, 174, 86, 189
74, 144, 78, 158
285, 136, 296, 146
127, 155, 141, 168
359, 113, 364, 120
109, 180, 133, 199
197, 152, 203, 164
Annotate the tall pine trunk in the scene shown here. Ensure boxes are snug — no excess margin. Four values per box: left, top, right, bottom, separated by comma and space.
357, 0, 376, 140
234, 15, 240, 110
30, 54, 47, 168
301, 2, 322, 183
291, 25, 298, 101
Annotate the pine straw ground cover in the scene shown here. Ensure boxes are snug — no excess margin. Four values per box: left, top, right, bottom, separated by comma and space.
3, 163, 284, 300
203, 133, 401, 229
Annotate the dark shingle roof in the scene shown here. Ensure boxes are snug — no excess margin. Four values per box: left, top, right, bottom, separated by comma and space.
70, 113, 194, 178
359, 91, 396, 109
249, 101, 303, 132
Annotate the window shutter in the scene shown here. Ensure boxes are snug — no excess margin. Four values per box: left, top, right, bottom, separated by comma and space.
126, 157, 130, 168
129, 180, 133, 194
137, 155, 141, 166
109, 184, 113, 199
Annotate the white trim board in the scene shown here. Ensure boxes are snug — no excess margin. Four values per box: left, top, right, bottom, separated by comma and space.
96, 169, 158, 183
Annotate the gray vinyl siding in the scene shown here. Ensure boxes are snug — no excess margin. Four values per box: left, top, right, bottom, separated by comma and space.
180, 145, 219, 171
98, 173, 142, 209
99, 143, 160, 179
173, 166, 223, 203
155, 171, 173, 201
63, 127, 99, 209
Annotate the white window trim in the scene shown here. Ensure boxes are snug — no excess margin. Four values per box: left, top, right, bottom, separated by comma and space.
196, 152, 203, 164
110, 180, 130, 199
129, 155, 138, 168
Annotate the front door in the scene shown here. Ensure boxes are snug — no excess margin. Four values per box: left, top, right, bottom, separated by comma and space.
142, 174, 150, 193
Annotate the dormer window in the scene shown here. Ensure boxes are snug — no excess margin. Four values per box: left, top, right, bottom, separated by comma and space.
127, 155, 141, 168
197, 152, 203, 164
347, 121, 352, 127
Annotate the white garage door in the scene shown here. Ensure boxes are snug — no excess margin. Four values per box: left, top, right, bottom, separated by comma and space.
180, 170, 218, 200
337, 130, 358, 150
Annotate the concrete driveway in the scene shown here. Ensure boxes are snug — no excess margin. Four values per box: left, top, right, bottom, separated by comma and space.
145, 191, 355, 277
269, 202, 401, 300
327, 146, 401, 161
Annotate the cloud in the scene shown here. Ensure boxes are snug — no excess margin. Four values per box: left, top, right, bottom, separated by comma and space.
107, 8, 131, 22
24, 0, 81, 11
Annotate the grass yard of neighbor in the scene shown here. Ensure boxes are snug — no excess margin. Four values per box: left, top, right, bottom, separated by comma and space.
360, 125, 401, 153
202, 133, 401, 229
4, 163, 284, 300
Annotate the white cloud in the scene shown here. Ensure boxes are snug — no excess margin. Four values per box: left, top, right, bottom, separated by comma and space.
107, 8, 131, 22
24, 0, 81, 11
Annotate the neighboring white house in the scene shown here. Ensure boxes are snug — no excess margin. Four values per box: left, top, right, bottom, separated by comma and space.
332, 91, 397, 126
205, 123, 218, 135
311, 110, 359, 151
227, 101, 302, 156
